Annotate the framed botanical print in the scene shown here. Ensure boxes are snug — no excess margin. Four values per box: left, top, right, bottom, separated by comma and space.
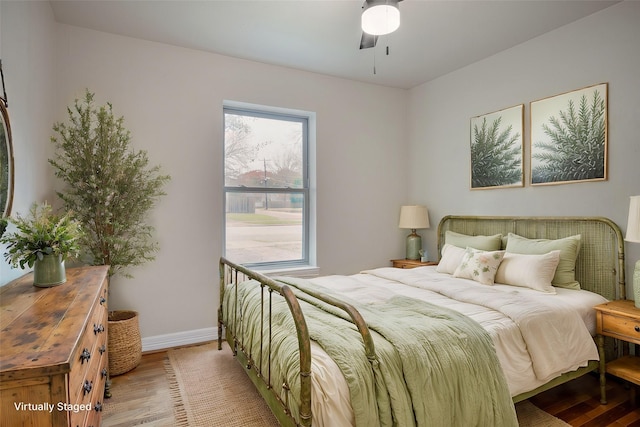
470, 104, 524, 190
530, 83, 608, 186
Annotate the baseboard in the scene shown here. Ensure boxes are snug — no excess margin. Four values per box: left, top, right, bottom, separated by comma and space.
141, 327, 218, 352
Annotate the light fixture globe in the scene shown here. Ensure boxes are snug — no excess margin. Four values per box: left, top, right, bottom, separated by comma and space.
361, 1, 400, 36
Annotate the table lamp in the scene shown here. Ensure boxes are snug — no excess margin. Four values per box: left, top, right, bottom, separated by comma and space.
626, 195, 640, 308
399, 205, 429, 260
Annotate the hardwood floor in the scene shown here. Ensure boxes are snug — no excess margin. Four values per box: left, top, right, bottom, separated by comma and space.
104, 350, 640, 426
531, 374, 640, 426
103, 352, 174, 427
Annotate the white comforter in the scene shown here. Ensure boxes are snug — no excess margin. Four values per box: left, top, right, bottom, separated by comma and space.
303, 266, 608, 426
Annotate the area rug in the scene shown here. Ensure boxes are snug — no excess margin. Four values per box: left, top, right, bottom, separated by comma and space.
165, 342, 279, 427
165, 342, 569, 427
515, 400, 570, 427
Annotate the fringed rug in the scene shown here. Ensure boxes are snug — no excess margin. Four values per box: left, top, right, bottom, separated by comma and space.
515, 400, 570, 427
165, 342, 569, 427
165, 342, 278, 427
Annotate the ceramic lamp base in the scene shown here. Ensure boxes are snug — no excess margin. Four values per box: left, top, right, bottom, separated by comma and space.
634, 259, 640, 309
406, 231, 422, 260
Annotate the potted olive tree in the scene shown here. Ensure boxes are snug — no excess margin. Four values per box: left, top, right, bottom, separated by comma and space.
0, 202, 83, 286
49, 90, 170, 375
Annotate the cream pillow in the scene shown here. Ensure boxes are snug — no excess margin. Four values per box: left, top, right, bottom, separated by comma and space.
495, 250, 561, 293
505, 233, 581, 290
453, 247, 505, 285
436, 244, 466, 274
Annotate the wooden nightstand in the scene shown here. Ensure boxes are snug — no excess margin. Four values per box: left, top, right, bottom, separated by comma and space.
595, 299, 640, 405
391, 259, 438, 269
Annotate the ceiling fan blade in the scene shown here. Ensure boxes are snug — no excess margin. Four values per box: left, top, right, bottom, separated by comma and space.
359, 32, 377, 49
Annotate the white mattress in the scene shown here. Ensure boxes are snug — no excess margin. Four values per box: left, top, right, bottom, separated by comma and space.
303, 266, 608, 427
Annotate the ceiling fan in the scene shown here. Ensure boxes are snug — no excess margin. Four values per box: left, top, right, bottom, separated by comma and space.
359, 0, 403, 50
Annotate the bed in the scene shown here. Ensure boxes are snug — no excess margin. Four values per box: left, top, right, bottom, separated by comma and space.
218, 215, 626, 427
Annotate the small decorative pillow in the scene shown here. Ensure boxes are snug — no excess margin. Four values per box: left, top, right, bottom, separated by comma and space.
494, 250, 561, 293
436, 244, 466, 274
453, 247, 505, 285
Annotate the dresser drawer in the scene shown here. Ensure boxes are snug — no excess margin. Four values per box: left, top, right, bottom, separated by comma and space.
71, 336, 107, 407
70, 354, 107, 427
69, 294, 108, 405
68, 401, 92, 427
84, 401, 104, 427
600, 312, 640, 345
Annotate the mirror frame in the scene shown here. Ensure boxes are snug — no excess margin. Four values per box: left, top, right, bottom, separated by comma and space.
1, 101, 14, 217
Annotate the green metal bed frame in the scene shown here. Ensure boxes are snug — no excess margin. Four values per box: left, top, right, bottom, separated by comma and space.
219, 215, 626, 426
218, 258, 377, 427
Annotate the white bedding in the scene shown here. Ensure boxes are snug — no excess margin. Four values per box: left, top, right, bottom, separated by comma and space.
303, 266, 608, 426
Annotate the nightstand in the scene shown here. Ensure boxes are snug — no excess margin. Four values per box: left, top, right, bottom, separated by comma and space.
391, 259, 438, 269
595, 299, 640, 405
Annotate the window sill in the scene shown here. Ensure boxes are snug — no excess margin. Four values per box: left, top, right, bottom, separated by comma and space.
256, 265, 320, 279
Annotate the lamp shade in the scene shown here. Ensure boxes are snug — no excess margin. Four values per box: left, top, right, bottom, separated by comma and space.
398, 205, 429, 230
361, 0, 400, 36
626, 195, 640, 243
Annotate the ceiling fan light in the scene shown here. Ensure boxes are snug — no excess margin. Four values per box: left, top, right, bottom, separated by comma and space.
361, 2, 400, 36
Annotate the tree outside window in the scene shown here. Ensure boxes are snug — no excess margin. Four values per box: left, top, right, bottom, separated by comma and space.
223, 107, 309, 266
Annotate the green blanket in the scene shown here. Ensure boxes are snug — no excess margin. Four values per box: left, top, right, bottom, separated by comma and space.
223, 277, 517, 427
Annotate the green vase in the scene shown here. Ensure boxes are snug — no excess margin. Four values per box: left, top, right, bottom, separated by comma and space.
633, 260, 640, 309
33, 254, 66, 287
406, 232, 422, 260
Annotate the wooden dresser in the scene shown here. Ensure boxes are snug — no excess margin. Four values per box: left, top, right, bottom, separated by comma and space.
1, 266, 109, 427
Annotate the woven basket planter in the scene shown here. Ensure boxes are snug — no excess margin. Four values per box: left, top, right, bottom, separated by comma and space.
108, 310, 142, 376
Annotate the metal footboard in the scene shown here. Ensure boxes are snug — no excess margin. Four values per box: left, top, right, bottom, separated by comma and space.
218, 257, 377, 427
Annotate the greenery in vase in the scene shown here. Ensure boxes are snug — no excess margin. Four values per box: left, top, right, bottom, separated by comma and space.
49, 90, 170, 278
0, 202, 83, 269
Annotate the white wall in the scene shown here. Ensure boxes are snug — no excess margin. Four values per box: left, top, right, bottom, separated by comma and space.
45, 20, 408, 341
408, 1, 640, 297
4, 0, 637, 347
0, 1, 58, 284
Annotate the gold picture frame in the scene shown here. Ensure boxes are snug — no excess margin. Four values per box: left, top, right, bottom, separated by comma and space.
530, 83, 608, 186
470, 104, 524, 190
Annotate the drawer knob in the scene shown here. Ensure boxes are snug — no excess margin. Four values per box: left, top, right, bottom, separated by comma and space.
100, 296, 106, 305
94, 402, 103, 412
94, 324, 105, 335
99, 344, 107, 355
80, 348, 91, 364
83, 380, 93, 395
635, 326, 640, 333
101, 368, 108, 378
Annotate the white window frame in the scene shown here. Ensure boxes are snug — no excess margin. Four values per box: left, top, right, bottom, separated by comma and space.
223, 101, 316, 273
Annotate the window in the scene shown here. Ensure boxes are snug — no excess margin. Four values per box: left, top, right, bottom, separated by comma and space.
223, 104, 312, 268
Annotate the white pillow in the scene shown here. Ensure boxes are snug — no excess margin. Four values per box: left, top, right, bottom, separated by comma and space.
453, 247, 505, 286
495, 250, 561, 294
504, 233, 581, 290
436, 243, 466, 274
